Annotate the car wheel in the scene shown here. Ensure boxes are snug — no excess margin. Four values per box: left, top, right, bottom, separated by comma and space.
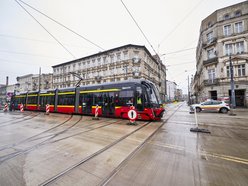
196, 107, 201, 112
220, 107, 228, 114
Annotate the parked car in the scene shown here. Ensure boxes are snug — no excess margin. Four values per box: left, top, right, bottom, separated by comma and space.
190, 100, 230, 113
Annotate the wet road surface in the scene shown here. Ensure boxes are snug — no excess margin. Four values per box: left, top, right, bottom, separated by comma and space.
0, 103, 247, 186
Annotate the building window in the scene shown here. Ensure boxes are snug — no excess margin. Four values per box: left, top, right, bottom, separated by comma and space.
207, 31, 213, 43
97, 58, 101, 66
238, 64, 245, 76
235, 10, 241, 17
207, 21, 213, 28
103, 57, 106, 64
235, 22, 243, 33
92, 59, 95, 66
110, 55, 114, 63
208, 69, 215, 83
116, 53, 121, 62
236, 41, 244, 54
225, 44, 233, 55
224, 14, 230, 20
134, 51, 139, 58
223, 25, 231, 36
123, 51, 128, 60
207, 48, 215, 59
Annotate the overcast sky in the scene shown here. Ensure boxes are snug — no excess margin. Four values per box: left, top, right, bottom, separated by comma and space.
0, 0, 245, 93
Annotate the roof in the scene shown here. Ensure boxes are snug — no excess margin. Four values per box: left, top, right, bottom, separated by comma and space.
52, 44, 158, 68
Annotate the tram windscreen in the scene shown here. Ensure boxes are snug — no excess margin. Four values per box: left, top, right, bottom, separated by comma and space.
143, 82, 161, 106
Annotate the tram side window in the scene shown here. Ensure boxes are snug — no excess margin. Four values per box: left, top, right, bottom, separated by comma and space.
93, 92, 103, 106
16, 97, 26, 105
118, 90, 134, 106
40, 96, 55, 106
27, 96, 37, 104
58, 95, 75, 105
80, 93, 93, 107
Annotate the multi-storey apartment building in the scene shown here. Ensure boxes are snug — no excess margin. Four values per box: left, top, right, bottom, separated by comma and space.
16, 74, 34, 92
52, 44, 167, 100
16, 73, 53, 92
192, 1, 248, 107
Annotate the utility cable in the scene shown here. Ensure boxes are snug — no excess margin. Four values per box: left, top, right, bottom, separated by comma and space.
0, 49, 67, 60
18, 0, 105, 51
15, 0, 76, 59
161, 47, 196, 56
167, 60, 195, 67
120, 0, 158, 55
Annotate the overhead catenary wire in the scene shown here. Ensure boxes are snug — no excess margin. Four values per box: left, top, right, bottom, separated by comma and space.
14, 0, 76, 59
0, 33, 91, 49
0, 58, 51, 68
18, 0, 105, 51
0, 49, 67, 60
159, 0, 206, 46
120, 0, 158, 55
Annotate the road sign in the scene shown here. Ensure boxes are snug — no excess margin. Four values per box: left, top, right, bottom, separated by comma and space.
127, 109, 138, 122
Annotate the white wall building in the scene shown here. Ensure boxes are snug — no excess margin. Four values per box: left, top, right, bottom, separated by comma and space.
166, 80, 177, 102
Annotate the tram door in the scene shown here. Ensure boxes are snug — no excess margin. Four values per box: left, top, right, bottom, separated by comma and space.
101, 92, 115, 117
39, 96, 46, 111
81, 93, 93, 115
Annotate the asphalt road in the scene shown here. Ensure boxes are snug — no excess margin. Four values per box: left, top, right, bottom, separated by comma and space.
0, 103, 247, 186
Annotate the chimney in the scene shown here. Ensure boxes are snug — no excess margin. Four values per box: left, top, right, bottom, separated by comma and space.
6, 76, 9, 86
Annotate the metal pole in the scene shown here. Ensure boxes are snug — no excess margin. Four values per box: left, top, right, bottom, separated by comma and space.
229, 55, 236, 115
37, 67, 41, 109
188, 75, 190, 105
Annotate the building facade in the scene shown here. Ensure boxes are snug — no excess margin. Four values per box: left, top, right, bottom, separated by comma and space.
52, 44, 167, 100
193, 1, 248, 107
16, 73, 53, 93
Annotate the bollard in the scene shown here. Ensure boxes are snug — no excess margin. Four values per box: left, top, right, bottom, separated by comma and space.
190, 107, 210, 133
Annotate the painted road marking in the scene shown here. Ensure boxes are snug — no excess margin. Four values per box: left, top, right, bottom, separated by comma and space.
152, 142, 248, 165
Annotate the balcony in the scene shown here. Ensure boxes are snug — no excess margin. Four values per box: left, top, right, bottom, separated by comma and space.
203, 79, 219, 86
203, 57, 218, 66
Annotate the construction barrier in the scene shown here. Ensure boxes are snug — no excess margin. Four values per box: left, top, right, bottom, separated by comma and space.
92, 105, 99, 120
20, 104, 24, 112
4, 103, 8, 112
45, 104, 50, 115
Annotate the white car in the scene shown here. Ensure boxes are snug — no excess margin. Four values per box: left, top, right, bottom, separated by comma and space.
190, 100, 230, 113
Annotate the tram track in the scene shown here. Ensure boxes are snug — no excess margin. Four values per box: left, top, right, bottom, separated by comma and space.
0, 112, 40, 127
38, 104, 184, 185
99, 103, 184, 186
0, 117, 125, 164
0, 112, 35, 125
0, 114, 73, 152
